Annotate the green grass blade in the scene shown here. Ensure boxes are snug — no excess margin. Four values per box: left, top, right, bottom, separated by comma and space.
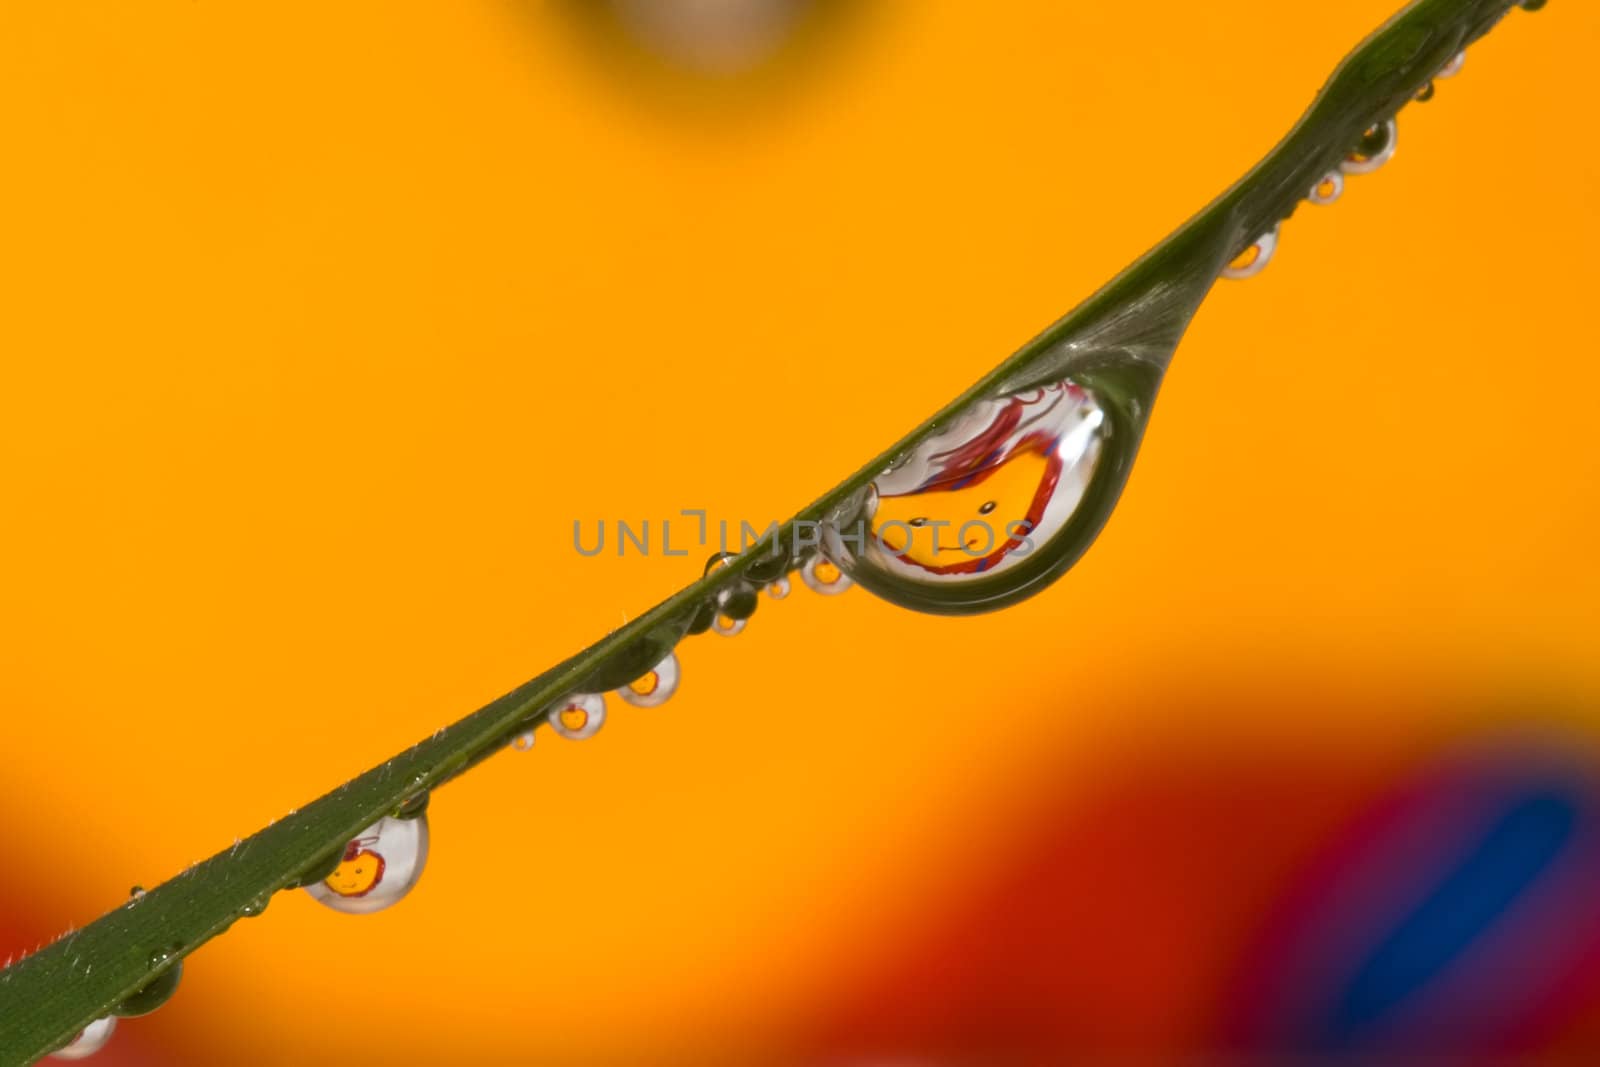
0, 0, 1539, 1060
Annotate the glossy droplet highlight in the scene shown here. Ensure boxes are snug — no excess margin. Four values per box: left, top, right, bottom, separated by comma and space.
1436, 50, 1465, 78
1340, 118, 1398, 176
1309, 172, 1344, 205
304, 813, 430, 915
617, 650, 679, 708
712, 613, 747, 637
766, 576, 791, 599
550, 693, 606, 740
800, 555, 852, 595
823, 381, 1109, 613
1222, 227, 1278, 280
48, 1017, 115, 1061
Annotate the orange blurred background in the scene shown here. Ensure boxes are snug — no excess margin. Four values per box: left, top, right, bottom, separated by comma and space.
2, 1, 1598, 1063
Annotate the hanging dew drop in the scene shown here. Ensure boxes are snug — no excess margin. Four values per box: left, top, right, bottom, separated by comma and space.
1415, 80, 1436, 102
47, 1017, 115, 1061
712, 613, 747, 637
1222, 226, 1278, 280
821, 380, 1115, 613
115, 959, 183, 1017
800, 555, 852, 595
766, 576, 791, 600
1308, 171, 1344, 205
511, 730, 536, 751
549, 693, 606, 740
616, 650, 679, 708
1436, 50, 1465, 78
304, 813, 430, 915
1340, 118, 1397, 176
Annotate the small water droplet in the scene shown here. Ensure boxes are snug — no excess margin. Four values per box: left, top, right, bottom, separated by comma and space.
712, 613, 747, 637
685, 602, 716, 636
549, 693, 606, 740
1308, 171, 1344, 205
703, 552, 734, 577
1222, 226, 1278, 280
512, 730, 536, 751
48, 1017, 115, 1060
395, 791, 429, 820
766, 576, 791, 599
1340, 118, 1398, 176
719, 586, 759, 621
800, 555, 852, 595
304, 813, 430, 915
1436, 50, 1465, 78
115, 959, 182, 1017
128, 886, 146, 901
616, 650, 679, 708
1521, 0, 1547, 11
240, 893, 271, 918
1414, 79, 1436, 102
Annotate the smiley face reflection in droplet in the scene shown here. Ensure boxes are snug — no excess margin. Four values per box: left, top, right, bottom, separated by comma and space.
305, 814, 430, 915
858, 383, 1106, 582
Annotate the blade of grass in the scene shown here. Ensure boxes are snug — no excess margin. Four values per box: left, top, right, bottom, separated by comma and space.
0, 0, 1536, 1060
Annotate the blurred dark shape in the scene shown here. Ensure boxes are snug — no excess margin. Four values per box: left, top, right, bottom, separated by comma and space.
555, 0, 862, 88
806, 716, 1600, 1064
1223, 742, 1600, 1060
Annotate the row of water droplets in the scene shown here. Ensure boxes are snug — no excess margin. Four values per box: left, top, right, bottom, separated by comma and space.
48, 6, 1551, 1059
1222, 33, 1484, 282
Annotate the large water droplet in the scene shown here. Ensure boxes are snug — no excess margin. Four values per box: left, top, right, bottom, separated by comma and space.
1436, 50, 1465, 78
800, 554, 852, 595
549, 693, 606, 740
1222, 226, 1279, 280
616, 650, 680, 707
822, 381, 1115, 613
115, 959, 182, 1017
48, 1018, 115, 1060
1341, 118, 1398, 175
1308, 171, 1344, 205
304, 813, 430, 915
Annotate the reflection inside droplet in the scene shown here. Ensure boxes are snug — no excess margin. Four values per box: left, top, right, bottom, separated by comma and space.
304, 814, 430, 915
1222, 227, 1279, 280
801, 554, 852, 595
49, 1017, 115, 1061
1341, 118, 1398, 175
617, 650, 679, 707
712, 613, 746, 637
824, 381, 1108, 611
551, 693, 606, 740
1309, 172, 1344, 205
766, 576, 791, 600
